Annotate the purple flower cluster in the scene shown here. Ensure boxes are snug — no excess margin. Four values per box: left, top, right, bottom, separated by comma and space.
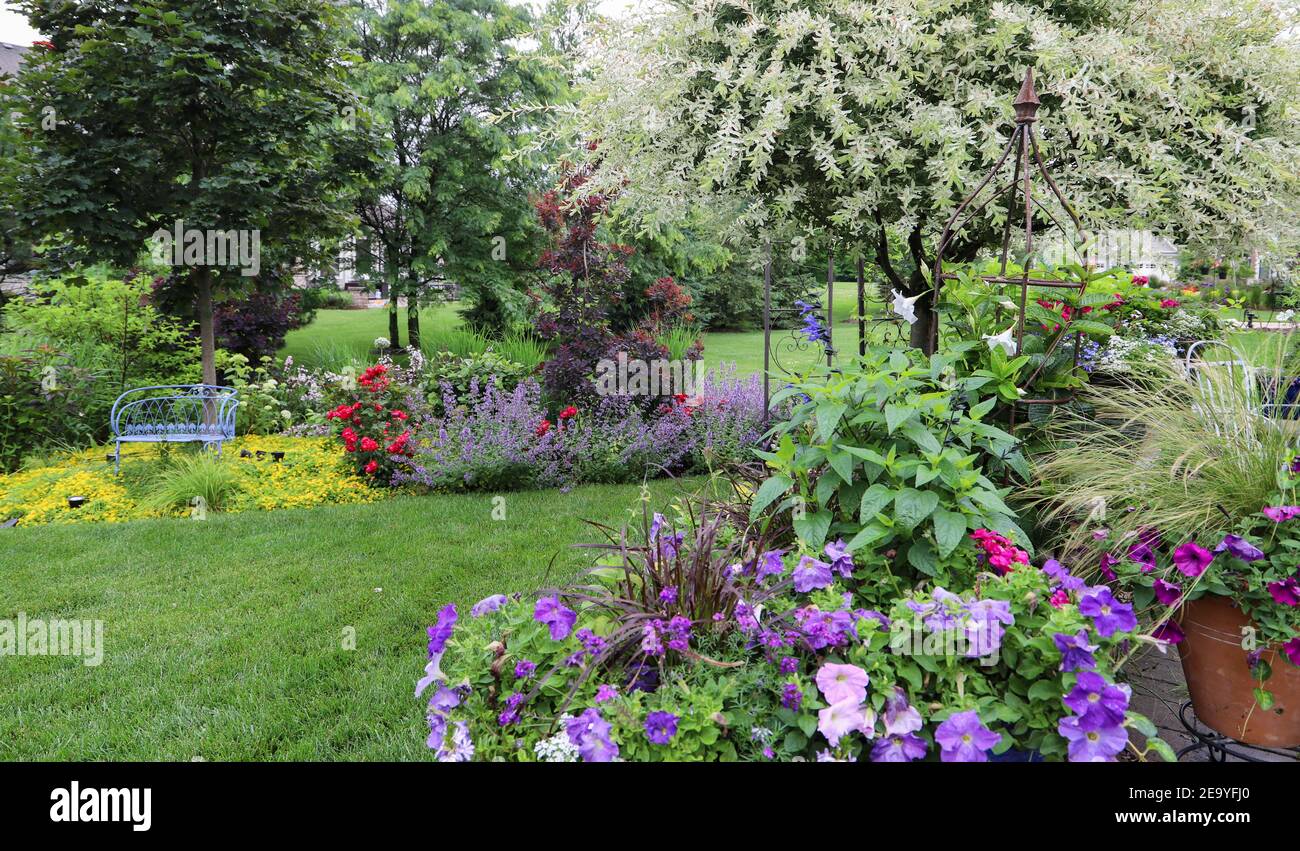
906, 587, 1014, 658
566, 708, 619, 762
390, 370, 764, 492
644, 711, 679, 745
934, 710, 1001, 762
641, 616, 692, 657
1057, 672, 1131, 762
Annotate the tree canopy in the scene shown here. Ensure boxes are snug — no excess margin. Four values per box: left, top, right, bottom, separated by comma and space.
565, 0, 1300, 344
9, 0, 365, 382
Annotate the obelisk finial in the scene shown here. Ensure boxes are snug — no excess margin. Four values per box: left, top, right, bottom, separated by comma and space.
1013, 68, 1040, 124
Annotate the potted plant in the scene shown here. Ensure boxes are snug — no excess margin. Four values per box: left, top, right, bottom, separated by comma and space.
1030, 362, 1300, 746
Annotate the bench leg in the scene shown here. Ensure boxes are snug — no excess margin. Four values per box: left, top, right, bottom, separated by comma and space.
113, 441, 121, 475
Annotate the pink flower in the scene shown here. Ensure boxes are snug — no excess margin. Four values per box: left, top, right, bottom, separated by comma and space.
1153, 618, 1185, 644
1173, 541, 1213, 578
1262, 506, 1300, 522
1267, 577, 1300, 607
1049, 589, 1071, 608
1153, 578, 1183, 606
817, 697, 872, 747
1282, 637, 1300, 666
1160, 299, 1180, 309
815, 663, 870, 705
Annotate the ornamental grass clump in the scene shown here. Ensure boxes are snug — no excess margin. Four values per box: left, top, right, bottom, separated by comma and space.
144, 451, 245, 513
1028, 353, 1296, 554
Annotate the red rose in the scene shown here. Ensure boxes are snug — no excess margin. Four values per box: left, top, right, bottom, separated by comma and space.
535, 419, 551, 437
559, 406, 578, 420
364, 460, 379, 475
360, 437, 379, 452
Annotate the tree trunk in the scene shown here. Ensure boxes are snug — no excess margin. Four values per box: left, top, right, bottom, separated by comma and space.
387, 267, 400, 349
407, 291, 421, 352
195, 266, 217, 385
907, 269, 935, 354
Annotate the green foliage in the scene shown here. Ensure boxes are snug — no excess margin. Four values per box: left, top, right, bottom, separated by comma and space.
10, 0, 368, 380
428, 350, 531, 403
757, 348, 1028, 587
144, 451, 245, 514
351, 0, 564, 336
0, 346, 104, 472
3, 269, 202, 388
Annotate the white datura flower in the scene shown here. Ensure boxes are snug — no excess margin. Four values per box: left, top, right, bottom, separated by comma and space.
983, 327, 1018, 355
890, 289, 922, 325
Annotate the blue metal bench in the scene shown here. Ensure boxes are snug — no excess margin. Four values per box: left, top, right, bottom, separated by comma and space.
109, 384, 239, 473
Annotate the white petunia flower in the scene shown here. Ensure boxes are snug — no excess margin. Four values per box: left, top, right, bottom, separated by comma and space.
890, 289, 922, 325
983, 327, 1018, 355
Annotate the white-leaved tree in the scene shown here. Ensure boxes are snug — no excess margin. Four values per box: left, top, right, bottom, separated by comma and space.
565, 0, 1300, 347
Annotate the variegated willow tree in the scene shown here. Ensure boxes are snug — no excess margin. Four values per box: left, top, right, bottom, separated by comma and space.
560, 0, 1300, 349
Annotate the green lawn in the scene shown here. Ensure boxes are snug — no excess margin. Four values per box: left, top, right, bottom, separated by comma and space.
281, 289, 886, 378
0, 476, 708, 760
280, 301, 465, 365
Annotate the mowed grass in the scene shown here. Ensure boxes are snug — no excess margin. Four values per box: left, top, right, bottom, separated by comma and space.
0, 477, 707, 760
279, 301, 465, 365
282, 289, 886, 377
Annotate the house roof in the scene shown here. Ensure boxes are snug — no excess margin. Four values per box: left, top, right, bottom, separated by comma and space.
0, 43, 29, 79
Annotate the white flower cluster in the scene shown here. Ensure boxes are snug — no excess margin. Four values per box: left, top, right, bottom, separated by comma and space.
534, 715, 580, 762
1090, 335, 1178, 373
1163, 309, 1210, 339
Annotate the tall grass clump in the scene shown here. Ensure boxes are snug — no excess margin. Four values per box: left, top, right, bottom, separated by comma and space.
307, 340, 366, 373
145, 451, 244, 513
1027, 339, 1299, 562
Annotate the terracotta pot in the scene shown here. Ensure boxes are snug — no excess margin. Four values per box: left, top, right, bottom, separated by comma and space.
1178, 594, 1300, 747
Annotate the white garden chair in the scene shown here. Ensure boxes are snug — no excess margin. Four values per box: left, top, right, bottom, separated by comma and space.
1183, 340, 1258, 436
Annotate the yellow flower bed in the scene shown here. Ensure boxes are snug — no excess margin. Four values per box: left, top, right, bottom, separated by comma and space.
0, 436, 386, 527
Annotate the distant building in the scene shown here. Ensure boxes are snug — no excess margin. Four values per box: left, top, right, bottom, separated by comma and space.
0, 43, 28, 79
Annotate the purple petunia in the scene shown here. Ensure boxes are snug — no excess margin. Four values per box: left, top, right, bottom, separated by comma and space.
883, 687, 923, 736
1153, 578, 1183, 606
815, 663, 870, 705
756, 549, 786, 583
934, 710, 1001, 762
1053, 630, 1099, 672
470, 594, 508, 618
1042, 559, 1086, 591
1215, 534, 1264, 563
534, 595, 577, 640
1267, 577, 1300, 606
594, 684, 618, 703
1058, 714, 1128, 762
1152, 618, 1185, 644
1063, 672, 1130, 727
792, 555, 834, 593
1262, 505, 1300, 522
644, 711, 678, 745
1173, 541, 1214, 577
1127, 541, 1156, 572
1078, 586, 1137, 637
871, 732, 928, 762
823, 539, 855, 577
567, 708, 619, 762
1098, 552, 1119, 582
427, 604, 458, 656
